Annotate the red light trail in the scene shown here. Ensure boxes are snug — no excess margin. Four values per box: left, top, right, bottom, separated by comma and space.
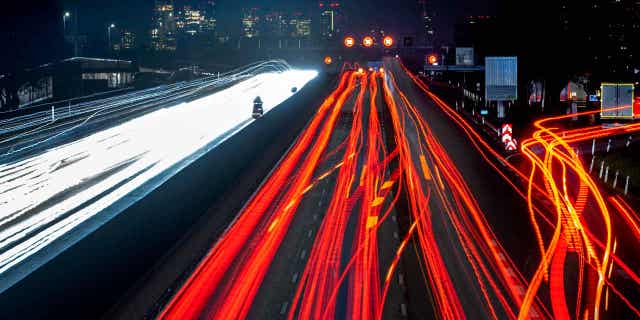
402, 60, 640, 319
382, 68, 549, 319
159, 71, 358, 320
159, 61, 640, 320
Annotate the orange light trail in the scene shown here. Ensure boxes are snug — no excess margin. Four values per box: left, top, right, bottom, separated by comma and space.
401, 60, 640, 319
159, 61, 640, 320
159, 71, 358, 320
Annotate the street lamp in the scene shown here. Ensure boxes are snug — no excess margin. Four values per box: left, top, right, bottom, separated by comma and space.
108, 24, 116, 52
63, 12, 71, 33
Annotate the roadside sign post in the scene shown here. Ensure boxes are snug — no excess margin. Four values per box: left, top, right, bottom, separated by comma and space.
601, 83, 635, 119
485, 57, 518, 119
501, 123, 517, 151
625, 176, 630, 195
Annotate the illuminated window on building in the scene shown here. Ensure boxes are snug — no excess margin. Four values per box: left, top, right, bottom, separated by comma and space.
82, 73, 133, 88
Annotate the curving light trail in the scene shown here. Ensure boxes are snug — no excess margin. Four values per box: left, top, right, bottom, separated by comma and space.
519, 111, 640, 320
399, 59, 640, 319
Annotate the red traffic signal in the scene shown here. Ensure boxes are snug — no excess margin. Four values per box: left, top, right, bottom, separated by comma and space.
427, 54, 438, 65
362, 36, 374, 48
344, 36, 355, 48
382, 36, 394, 47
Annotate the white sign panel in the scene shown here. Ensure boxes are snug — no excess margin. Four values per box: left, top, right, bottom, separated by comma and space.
601, 83, 634, 119
485, 57, 518, 101
456, 47, 474, 66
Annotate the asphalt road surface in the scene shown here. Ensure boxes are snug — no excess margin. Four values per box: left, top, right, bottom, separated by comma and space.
156, 61, 549, 319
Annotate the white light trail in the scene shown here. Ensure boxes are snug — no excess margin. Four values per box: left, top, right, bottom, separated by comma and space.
0, 68, 317, 291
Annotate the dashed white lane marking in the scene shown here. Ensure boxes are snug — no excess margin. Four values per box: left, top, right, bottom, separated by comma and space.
400, 303, 408, 317
280, 302, 289, 315
300, 249, 307, 260
514, 285, 525, 296
307, 229, 313, 238
292, 272, 299, 284
392, 215, 397, 222
393, 231, 399, 239
313, 214, 318, 221
398, 273, 405, 286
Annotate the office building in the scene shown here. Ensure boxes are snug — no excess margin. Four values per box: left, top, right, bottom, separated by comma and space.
289, 13, 312, 38
242, 8, 260, 38
418, 0, 435, 47
151, 0, 177, 51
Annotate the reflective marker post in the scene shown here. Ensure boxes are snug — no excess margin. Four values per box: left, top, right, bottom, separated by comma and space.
624, 176, 630, 195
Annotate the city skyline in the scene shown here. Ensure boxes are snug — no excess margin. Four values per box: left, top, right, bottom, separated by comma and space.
0, 0, 493, 71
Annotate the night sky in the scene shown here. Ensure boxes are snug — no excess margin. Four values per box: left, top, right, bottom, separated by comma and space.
0, 0, 496, 71
3, 0, 496, 39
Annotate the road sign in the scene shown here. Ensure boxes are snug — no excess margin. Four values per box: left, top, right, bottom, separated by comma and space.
505, 139, 518, 151
601, 83, 635, 119
500, 123, 517, 151
485, 57, 518, 101
456, 48, 474, 66
501, 123, 513, 144
501, 123, 513, 135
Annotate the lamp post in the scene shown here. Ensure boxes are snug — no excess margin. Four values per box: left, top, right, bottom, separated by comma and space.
63, 12, 71, 34
108, 23, 116, 52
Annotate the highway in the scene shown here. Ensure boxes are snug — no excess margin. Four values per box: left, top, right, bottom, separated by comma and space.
155, 58, 640, 320
158, 69, 411, 319
2, 55, 638, 319
157, 60, 545, 319
385, 59, 640, 319
0, 61, 317, 294
382, 59, 548, 319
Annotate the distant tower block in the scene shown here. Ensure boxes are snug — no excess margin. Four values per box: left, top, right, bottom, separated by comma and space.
418, 0, 435, 47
